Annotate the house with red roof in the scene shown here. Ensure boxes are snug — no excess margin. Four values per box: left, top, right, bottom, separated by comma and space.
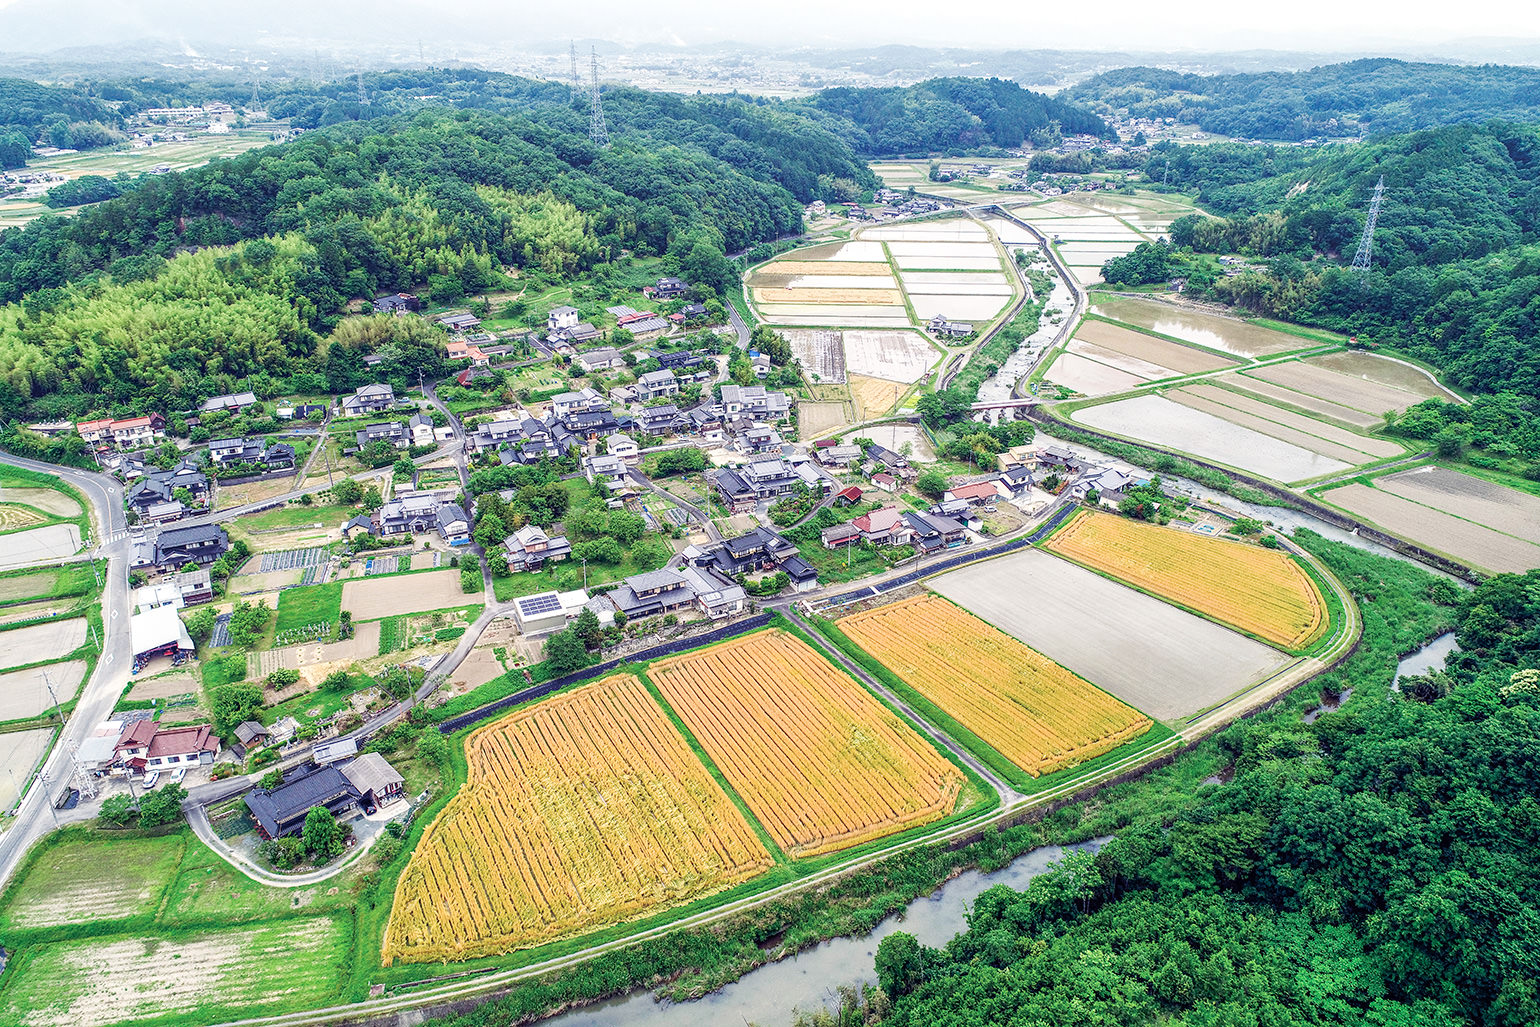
852, 505, 913, 547
115, 719, 218, 772
944, 480, 1005, 506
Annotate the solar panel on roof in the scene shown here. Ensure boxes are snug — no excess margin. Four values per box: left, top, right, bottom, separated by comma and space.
518, 593, 562, 615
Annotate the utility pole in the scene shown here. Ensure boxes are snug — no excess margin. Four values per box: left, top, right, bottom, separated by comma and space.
326, 450, 334, 487
42, 669, 61, 725
1351, 175, 1385, 279
588, 48, 609, 147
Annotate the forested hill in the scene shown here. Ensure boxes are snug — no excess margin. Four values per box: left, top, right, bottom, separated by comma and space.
1157, 122, 1540, 269
1119, 123, 1540, 400
0, 104, 819, 414
874, 549, 1540, 1027
0, 105, 821, 305
805, 77, 1113, 154
0, 76, 124, 167
1067, 58, 1540, 139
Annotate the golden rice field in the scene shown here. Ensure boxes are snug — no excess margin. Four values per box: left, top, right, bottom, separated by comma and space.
839, 594, 1152, 777
381, 675, 771, 964
1045, 511, 1327, 649
649, 630, 963, 857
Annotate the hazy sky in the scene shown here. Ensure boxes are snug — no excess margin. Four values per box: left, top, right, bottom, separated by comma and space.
0, 0, 1535, 54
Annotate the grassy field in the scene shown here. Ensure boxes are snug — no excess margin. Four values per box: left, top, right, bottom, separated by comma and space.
236, 502, 356, 533
274, 580, 343, 634
0, 564, 97, 606
0, 829, 185, 931
0, 914, 351, 1027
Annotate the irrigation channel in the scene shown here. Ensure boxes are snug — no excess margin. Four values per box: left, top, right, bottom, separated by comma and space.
542, 838, 1110, 1027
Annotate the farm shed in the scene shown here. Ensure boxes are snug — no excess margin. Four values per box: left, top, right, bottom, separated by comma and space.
342, 753, 405, 808
513, 591, 570, 635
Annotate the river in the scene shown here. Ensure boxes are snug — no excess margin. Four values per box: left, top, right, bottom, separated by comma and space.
542, 838, 1108, 1027
1392, 632, 1459, 692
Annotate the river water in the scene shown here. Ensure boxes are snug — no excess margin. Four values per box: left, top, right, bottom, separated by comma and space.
1392, 632, 1459, 692
541, 838, 1108, 1027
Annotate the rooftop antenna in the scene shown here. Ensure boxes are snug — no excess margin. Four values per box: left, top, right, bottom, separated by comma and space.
588, 47, 609, 147
1351, 175, 1384, 278
569, 42, 582, 103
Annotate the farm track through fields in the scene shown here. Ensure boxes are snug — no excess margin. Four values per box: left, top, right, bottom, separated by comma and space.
201, 516, 1361, 1027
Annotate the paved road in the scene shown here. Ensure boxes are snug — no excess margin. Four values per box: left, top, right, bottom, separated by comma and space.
0, 455, 132, 892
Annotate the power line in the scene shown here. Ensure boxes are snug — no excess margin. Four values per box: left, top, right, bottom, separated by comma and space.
588, 48, 609, 147
1351, 175, 1385, 277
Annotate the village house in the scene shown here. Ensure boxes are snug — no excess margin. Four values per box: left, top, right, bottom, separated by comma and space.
851, 506, 913, 547
338, 383, 396, 417
606, 433, 640, 463
944, 480, 1005, 506
199, 391, 258, 414
504, 524, 573, 573
114, 719, 218, 773
547, 305, 580, 331
583, 453, 631, 491
372, 292, 421, 315
636, 368, 679, 400
355, 421, 409, 450
574, 347, 625, 373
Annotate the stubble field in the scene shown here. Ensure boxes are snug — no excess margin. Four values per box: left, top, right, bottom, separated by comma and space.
649, 630, 963, 857
1, 915, 350, 1027
382, 674, 771, 963
839, 594, 1152, 778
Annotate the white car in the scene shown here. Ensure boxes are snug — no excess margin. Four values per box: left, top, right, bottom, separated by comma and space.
169, 768, 186, 785
142, 771, 160, 789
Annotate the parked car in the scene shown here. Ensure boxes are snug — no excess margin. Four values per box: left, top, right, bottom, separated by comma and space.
169, 768, 186, 785
142, 771, 160, 789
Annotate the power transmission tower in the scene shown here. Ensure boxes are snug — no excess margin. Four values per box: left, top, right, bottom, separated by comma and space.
355, 66, 370, 106
588, 48, 609, 147
569, 42, 582, 103
250, 78, 260, 108
1351, 175, 1385, 276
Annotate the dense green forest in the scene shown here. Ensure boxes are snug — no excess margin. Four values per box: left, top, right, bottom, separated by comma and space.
0, 102, 812, 416
807, 77, 1112, 154
873, 540, 1540, 1027
1069, 58, 1540, 139
0, 76, 124, 167
1120, 124, 1540, 401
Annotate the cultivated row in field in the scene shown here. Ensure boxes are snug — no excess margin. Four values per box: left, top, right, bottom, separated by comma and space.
1320, 467, 1540, 574
1045, 511, 1326, 649
839, 594, 1151, 777
650, 630, 963, 857
383, 674, 770, 964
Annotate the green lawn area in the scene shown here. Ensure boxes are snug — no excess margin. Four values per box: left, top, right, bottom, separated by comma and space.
491, 558, 637, 602
0, 912, 351, 1027
0, 828, 187, 932
236, 503, 358, 533
793, 541, 888, 583
274, 580, 343, 634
